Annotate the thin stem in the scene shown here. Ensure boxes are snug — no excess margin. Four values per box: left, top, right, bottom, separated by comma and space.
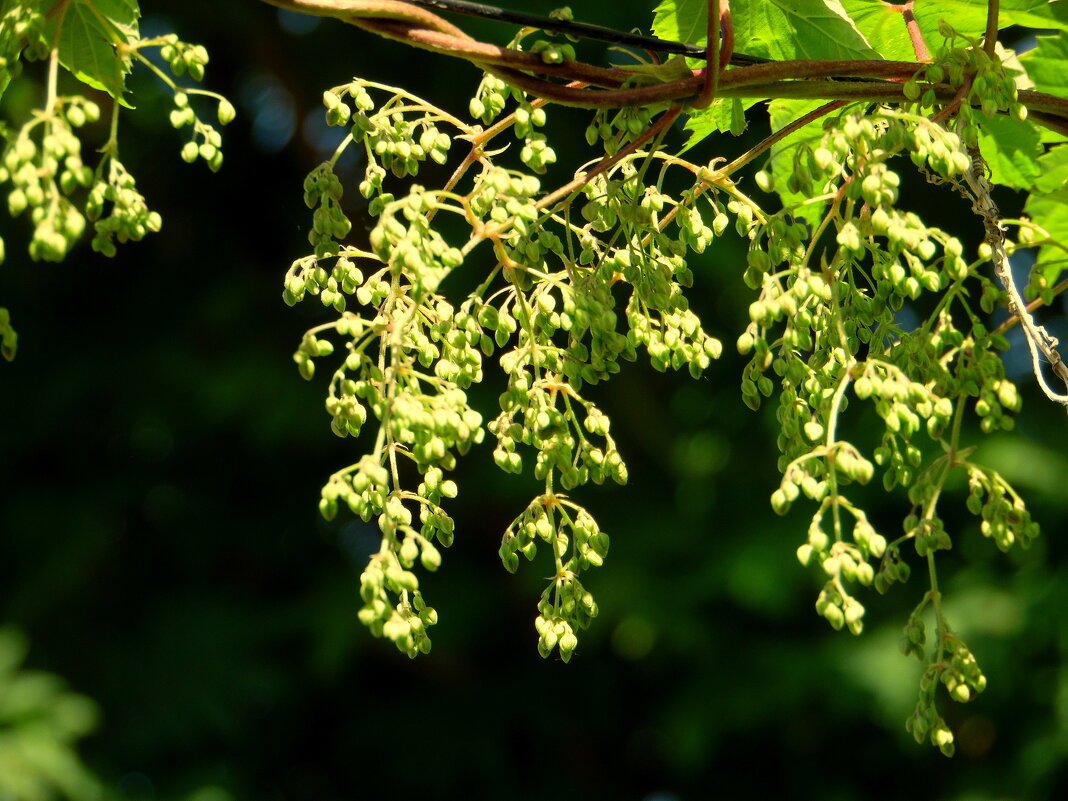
327, 132, 354, 168
535, 106, 682, 211
800, 189, 844, 274
990, 276, 1068, 336
409, 0, 712, 60
824, 369, 855, 545
887, 2, 930, 61
131, 49, 179, 91
103, 100, 121, 155
717, 100, 847, 178
45, 45, 59, 115
923, 397, 965, 636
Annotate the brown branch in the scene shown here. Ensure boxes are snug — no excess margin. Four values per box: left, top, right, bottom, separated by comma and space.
691, 0, 721, 110
535, 106, 683, 211
931, 75, 973, 123
345, 16, 628, 88
254, 0, 1068, 126
263, 0, 459, 29
1028, 110, 1068, 138
719, 0, 735, 71
983, 0, 1000, 58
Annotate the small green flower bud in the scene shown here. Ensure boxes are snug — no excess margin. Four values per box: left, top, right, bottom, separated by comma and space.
771, 488, 791, 515
420, 543, 442, 571
217, 98, 236, 125
399, 537, 419, 565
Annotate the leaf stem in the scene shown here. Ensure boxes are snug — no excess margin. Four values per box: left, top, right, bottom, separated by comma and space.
717, 100, 847, 179
45, 43, 59, 115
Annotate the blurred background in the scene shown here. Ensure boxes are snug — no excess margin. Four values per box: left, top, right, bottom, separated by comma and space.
1, 3, 1066, 800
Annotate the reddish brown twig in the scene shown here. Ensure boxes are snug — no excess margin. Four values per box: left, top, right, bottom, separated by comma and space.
258, 0, 1068, 126
719, 0, 735, 71
983, 0, 1000, 58
691, 0, 721, 110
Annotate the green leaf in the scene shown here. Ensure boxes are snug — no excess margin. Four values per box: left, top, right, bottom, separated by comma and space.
659, 0, 877, 152
732, 0, 879, 61
655, 0, 879, 60
843, 0, 1068, 60
43, 0, 140, 104
976, 113, 1043, 190
618, 54, 693, 85
651, 0, 707, 46
1023, 188, 1068, 290
839, 0, 917, 60
1033, 143, 1068, 193
997, 0, 1068, 31
1020, 30, 1068, 100
93, 0, 139, 41
680, 97, 751, 151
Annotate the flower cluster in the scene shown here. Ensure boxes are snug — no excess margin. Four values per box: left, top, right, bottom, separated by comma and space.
87, 158, 162, 257
965, 465, 1039, 551
1, 97, 98, 262
286, 78, 732, 658
153, 36, 231, 172
906, 22, 1029, 127
282, 54, 1046, 745
500, 495, 607, 661
737, 87, 1041, 754
488, 364, 626, 490
0, 20, 231, 274
906, 628, 988, 757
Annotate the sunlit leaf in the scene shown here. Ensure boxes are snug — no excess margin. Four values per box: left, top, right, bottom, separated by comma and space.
1021, 30, 1068, 100
1033, 143, 1068, 192
661, 0, 877, 151
1023, 187, 1068, 290
977, 113, 1043, 190
651, 0, 707, 47
844, 0, 1068, 60
681, 97, 752, 149
656, 0, 878, 60
42, 0, 140, 103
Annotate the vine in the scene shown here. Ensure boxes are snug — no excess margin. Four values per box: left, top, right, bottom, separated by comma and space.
2, 0, 1067, 757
